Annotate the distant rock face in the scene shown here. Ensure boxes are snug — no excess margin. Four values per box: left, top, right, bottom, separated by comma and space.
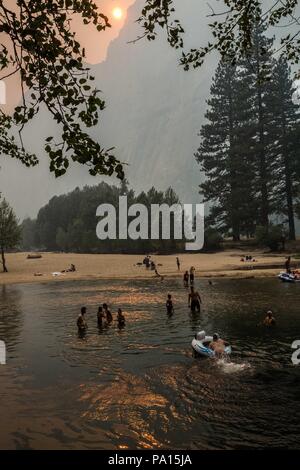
0, 0, 216, 219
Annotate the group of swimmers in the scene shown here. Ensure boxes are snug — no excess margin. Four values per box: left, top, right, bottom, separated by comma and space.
77, 304, 126, 333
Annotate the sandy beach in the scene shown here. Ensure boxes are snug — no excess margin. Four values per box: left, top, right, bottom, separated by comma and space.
0, 250, 297, 285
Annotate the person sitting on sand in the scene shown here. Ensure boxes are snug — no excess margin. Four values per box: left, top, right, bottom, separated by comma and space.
97, 306, 105, 327
209, 333, 228, 356
183, 271, 189, 287
62, 263, 76, 273
166, 294, 174, 315
188, 286, 202, 312
263, 310, 276, 326
77, 307, 87, 331
117, 308, 126, 328
103, 303, 113, 323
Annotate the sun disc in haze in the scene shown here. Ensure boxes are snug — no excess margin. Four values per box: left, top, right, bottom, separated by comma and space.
112, 7, 123, 20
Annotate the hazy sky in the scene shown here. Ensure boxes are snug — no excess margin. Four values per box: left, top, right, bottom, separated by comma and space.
0, 0, 135, 111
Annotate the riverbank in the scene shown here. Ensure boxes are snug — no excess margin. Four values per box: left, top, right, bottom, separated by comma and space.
0, 250, 297, 286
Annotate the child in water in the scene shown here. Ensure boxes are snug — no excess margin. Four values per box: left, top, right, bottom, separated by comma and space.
166, 294, 174, 315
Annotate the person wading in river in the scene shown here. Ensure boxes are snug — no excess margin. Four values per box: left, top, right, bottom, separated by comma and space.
77, 307, 87, 332
188, 286, 202, 312
103, 303, 113, 323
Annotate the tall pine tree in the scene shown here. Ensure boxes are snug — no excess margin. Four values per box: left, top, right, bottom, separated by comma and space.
196, 61, 256, 239
267, 58, 300, 240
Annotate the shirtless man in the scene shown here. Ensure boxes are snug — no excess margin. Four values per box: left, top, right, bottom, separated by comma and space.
263, 310, 276, 326
188, 286, 202, 312
209, 333, 228, 356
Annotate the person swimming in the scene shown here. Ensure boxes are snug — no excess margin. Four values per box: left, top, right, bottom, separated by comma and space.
103, 303, 113, 323
188, 286, 202, 312
117, 308, 126, 328
209, 333, 228, 357
263, 310, 276, 326
166, 294, 174, 315
77, 307, 87, 332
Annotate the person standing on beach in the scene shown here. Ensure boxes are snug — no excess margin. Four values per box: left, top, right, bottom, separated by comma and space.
189, 266, 195, 285
285, 256, 291, 273
176, 257, 180, 271
188, 286, 201, 312
103, 303, 113, 323
77, 307, 88, 332
183, 271, 189, 287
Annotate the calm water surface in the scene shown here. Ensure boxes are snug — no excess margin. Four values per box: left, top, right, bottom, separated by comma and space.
0, 277, 300, 449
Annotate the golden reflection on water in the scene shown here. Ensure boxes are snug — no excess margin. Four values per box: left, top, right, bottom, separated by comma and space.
79, 371, 168, 448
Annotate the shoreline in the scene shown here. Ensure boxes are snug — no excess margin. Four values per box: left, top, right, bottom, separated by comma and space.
0, 251, 293, 287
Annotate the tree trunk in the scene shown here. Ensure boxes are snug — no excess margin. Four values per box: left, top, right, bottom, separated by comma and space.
228, 85, 240, 241
281, 113, 296, 241
1, 247, 8, 273
255, 43, 270, 229
257, 88, 270, 228
284, 160, 296, 240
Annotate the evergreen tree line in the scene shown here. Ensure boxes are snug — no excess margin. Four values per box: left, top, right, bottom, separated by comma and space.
21, 181, 186, 254
196, 26, 300, 241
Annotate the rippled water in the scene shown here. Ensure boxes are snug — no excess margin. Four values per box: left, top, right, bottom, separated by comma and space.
0, 277, 300, 449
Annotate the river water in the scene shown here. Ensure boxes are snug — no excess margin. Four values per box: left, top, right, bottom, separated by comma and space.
0, 277, 299, 449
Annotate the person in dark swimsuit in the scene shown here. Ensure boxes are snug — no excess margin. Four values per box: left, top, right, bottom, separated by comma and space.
117, 308, 126, 328
188, 286, 202, 312
166, 294, 174, 315
103, 303, 113, 323
77, 307, 87, 332
183, 271, 189, 287
97, 306, 105, 328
